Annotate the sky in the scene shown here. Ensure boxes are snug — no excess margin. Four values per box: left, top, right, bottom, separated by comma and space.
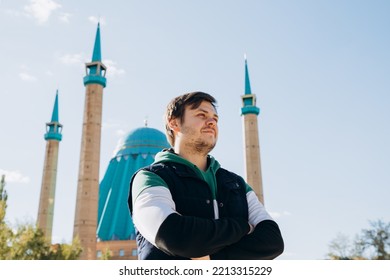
0, 0, 389, 260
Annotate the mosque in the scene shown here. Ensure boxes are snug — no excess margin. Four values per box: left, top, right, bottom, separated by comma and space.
36, 24, 264, 260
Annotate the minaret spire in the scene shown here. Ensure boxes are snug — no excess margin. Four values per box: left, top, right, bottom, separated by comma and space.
83, 23, 106, 86
241, 56, 259, 115
74, 23, 107, 260
45, 90, 62, 141
92, 22, 102, 62
37, 91, 63, 242
244, 54, 252, 95
240, 56, 264, 204
50, 90, 59, 121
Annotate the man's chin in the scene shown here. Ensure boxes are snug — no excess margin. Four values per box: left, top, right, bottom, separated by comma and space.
193, 141, 216, 154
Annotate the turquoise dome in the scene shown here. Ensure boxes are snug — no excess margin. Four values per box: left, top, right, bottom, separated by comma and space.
114, 127, 170, 157
97, 126, 170, 241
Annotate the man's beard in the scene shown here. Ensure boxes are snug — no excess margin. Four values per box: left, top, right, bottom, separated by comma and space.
181, 126, 216, 155
191, 139, 216, 155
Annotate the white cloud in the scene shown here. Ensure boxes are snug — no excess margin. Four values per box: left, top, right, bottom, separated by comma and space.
58, 12, 72, 23
24, 0, 61, 25
59, 54, 125, 78
102, 121, 121, 130
0, 169, 30, 184
103, 59, 125, 78
116, 129, 126, 137
102, 122, 127, 138
88, 16, 106, 26
59, 53, 86, 66
269, 211, 292, 219
19, 72, 37, 82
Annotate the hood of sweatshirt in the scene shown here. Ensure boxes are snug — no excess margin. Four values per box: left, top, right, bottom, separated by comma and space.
153, 148, 221, 200
154, 148, 220, 172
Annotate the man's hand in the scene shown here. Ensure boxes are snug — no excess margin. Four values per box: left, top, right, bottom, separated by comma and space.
248, 223, 255, 234
191, 256, 210, 260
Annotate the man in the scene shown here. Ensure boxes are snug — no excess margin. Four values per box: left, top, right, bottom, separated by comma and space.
128, 91, 284, 260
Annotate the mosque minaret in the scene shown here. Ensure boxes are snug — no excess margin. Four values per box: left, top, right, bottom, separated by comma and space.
73, 23, 107, 260
37, 91, 62, 242
241, 57, 264, 204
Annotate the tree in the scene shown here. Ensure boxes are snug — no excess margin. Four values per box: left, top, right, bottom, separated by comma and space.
0, 175, 12, 258
328, 233, 353, 260
327, 220, 390, 260
0, 174, 82, 260
47, 237, 82, 260
0, 174, 8, 222
358, 220, 390, 260
97, 247, 112, 260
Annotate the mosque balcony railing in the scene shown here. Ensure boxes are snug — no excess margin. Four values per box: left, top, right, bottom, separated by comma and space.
83, 75, 107, 87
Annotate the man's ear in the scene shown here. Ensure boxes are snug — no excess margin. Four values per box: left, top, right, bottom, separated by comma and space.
168, 119, 180, 133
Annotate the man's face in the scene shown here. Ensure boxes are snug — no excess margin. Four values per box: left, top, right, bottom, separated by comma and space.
174, 101, 219, 154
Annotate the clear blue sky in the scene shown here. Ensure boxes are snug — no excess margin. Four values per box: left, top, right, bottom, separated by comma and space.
1, 0, 389, 260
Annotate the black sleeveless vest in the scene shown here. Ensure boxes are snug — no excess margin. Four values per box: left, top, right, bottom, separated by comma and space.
128, 161, 249, 260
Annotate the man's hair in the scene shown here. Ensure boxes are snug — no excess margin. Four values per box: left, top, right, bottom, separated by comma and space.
164, 91, 217, 146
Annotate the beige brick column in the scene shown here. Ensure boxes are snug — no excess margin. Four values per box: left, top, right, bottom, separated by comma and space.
242, 114, 264, 204
73, 83, 103, 260
37, 140, 59, 242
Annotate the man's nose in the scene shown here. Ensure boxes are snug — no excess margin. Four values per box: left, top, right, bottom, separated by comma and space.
206, 118, 217, 126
